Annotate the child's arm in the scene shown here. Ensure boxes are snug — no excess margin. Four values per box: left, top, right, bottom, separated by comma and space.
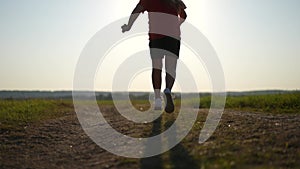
178, 9, 187, 25
121, 3, 145, 33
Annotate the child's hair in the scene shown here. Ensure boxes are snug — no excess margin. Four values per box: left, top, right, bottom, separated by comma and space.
162, 0, 186, 11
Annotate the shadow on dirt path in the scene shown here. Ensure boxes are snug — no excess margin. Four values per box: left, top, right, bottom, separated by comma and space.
165, 120, 200, 169
140, 115, 199, 169
140, 116, 163, 169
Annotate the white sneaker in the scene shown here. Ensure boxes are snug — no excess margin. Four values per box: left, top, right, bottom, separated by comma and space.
154, 98, 162, 110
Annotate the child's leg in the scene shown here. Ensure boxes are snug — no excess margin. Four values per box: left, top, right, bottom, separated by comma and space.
165, 55, 178, 91
152, 58, 163, 99
164, 55, 177, 113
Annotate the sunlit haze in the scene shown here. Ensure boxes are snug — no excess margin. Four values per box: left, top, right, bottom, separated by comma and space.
0, 0, 299, 92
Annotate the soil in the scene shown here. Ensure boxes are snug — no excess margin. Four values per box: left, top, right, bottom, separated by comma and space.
1, 106, 300, 169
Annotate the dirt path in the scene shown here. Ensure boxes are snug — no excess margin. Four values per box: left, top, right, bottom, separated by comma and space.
1, 107, 300, 169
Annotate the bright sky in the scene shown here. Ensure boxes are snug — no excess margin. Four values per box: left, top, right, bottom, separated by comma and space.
0, 0, 299, 92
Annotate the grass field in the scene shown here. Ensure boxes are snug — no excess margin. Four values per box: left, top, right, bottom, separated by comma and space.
200, 92, 300, 114
1, 92, 299, 125
0, 99, 74, 128
0, 92, 299, 168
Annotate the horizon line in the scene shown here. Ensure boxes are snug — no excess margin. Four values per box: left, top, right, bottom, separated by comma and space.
0, 89, 299, 93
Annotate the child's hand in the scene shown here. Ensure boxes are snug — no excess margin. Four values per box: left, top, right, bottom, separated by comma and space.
121, 24, 131, 33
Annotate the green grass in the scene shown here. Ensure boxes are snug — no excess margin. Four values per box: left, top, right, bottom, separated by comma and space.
0, 99, 73, 127
92, 92, 300, 114
0, 92, 299, 127
199, 92, 300, 114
